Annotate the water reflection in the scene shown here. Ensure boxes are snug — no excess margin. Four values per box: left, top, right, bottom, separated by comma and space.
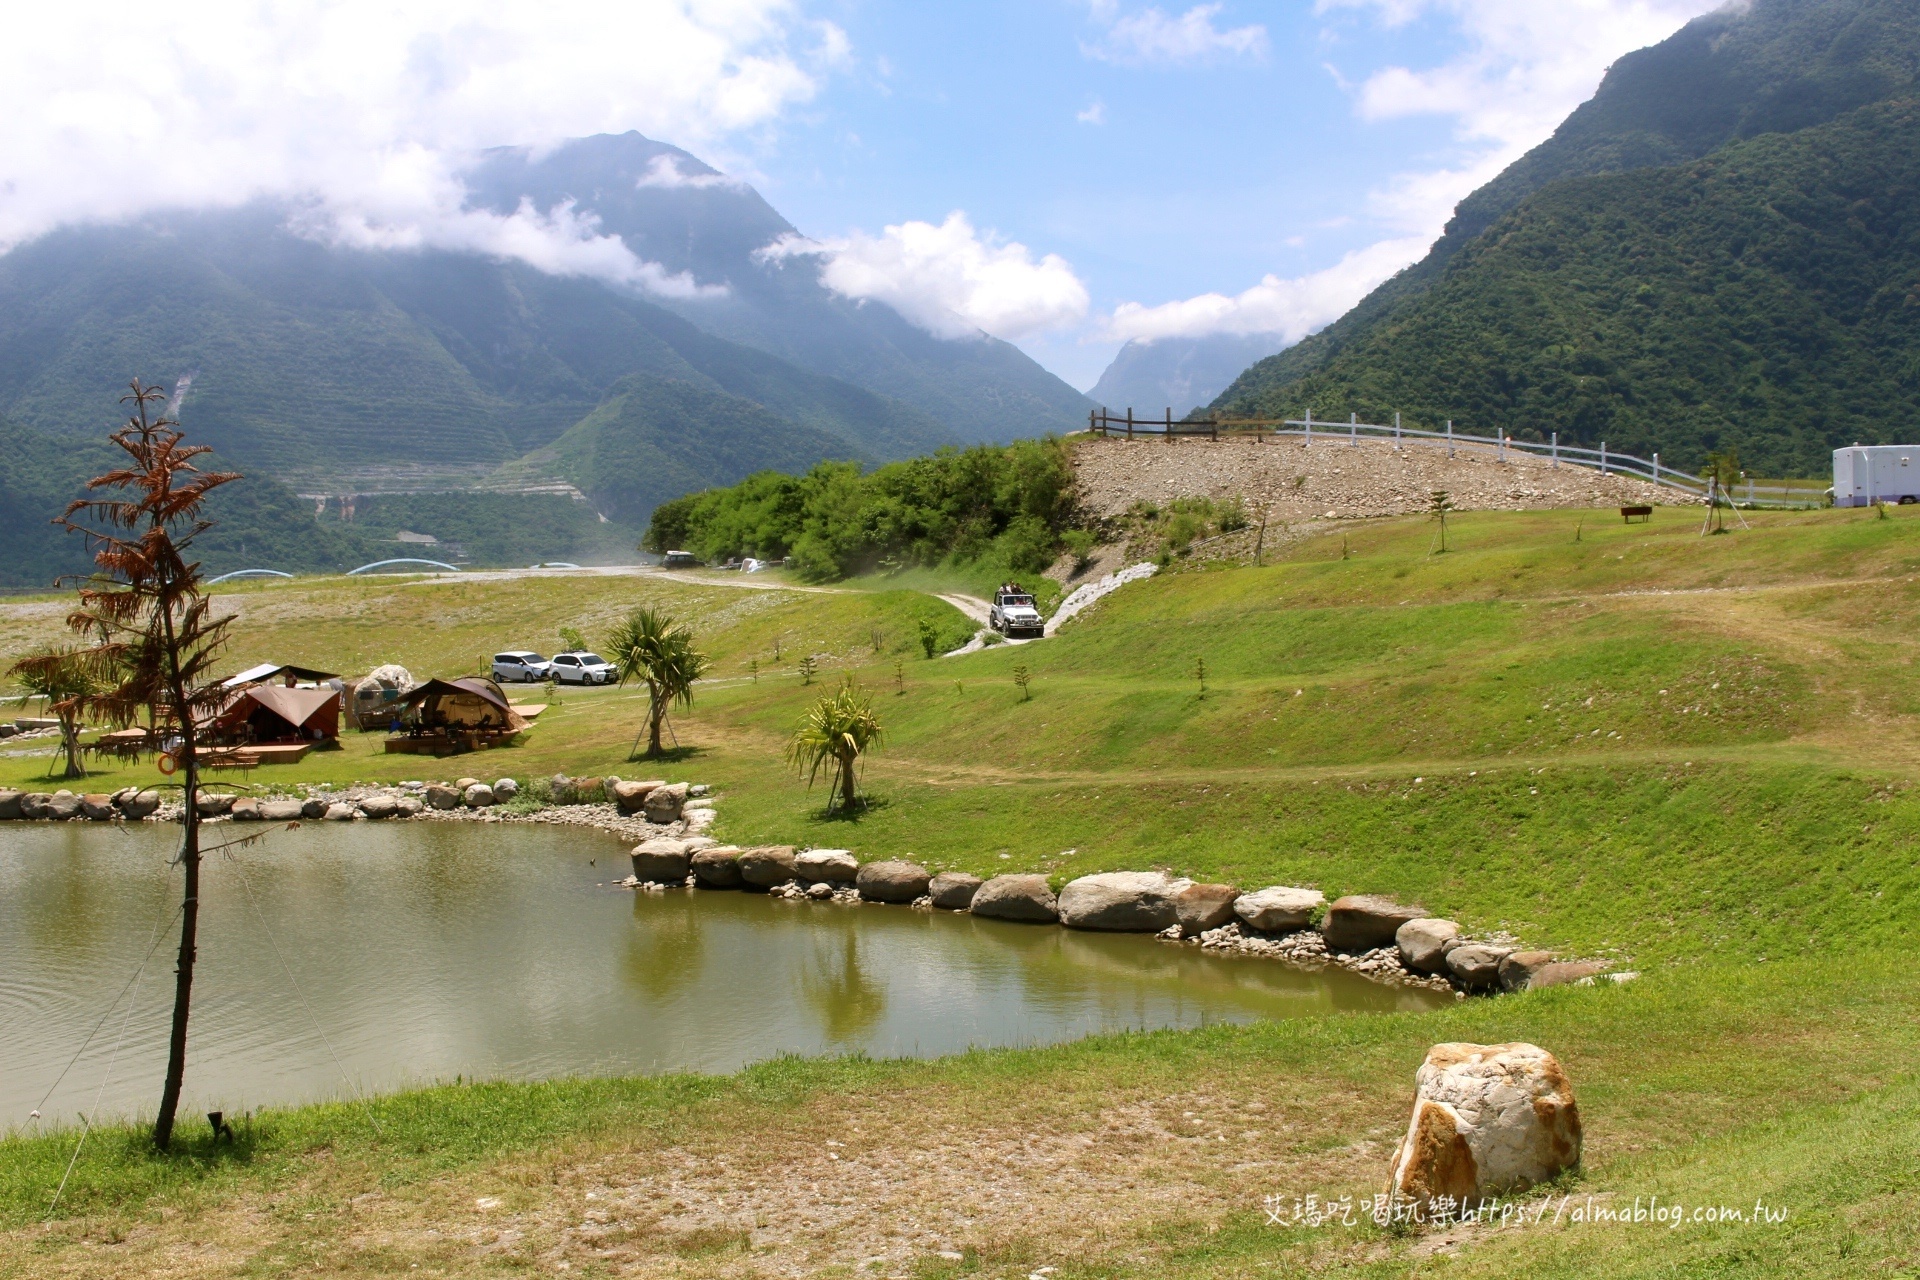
800, 932, 886, 1044
0, 822, 1448, 1127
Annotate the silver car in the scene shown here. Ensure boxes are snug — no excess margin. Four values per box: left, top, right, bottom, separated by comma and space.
492, 650, 552, 682
550, 651, 617, 685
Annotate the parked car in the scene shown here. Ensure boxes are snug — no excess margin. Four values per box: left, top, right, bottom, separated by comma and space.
662, 550, 699, 569
491, 651, 552, 683
550, 651, 618, 685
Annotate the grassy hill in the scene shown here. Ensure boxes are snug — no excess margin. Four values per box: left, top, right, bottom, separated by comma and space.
4, 503, 1919, 1275
1219, 0, 1920, 475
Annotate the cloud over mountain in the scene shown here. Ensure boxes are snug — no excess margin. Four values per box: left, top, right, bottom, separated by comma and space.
1, 0, 837, 291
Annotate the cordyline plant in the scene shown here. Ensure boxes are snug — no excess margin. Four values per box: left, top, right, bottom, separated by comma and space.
787, 677, 883, 814
608, 605, 710, 758
6, 647, 104, 779
59, 380, 237, 1151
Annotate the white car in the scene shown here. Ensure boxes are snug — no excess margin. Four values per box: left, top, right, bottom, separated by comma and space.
491, 650, 552, 683
550, 651, 618, 685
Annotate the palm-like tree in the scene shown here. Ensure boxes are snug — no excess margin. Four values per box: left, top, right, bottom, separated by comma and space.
8, 648, 104, 779
608, 606, 711, 757
787, 678, 884, 813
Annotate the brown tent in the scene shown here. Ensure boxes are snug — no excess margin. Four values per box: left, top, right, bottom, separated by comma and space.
211, 684, 341, 744
398, 678, 528, 733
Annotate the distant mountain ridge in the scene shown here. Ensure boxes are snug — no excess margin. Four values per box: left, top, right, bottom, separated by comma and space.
1214, 0, 1920, 474
1089, 333, 1286, 417
0, 130, 1095, 566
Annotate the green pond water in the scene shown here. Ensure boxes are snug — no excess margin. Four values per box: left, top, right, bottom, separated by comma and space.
0, 821, 1445, 1127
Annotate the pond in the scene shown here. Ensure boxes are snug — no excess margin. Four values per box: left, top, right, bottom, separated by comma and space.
0, 822, 1447, 1128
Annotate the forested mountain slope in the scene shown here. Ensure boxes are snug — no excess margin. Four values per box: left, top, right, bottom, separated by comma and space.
1216, 0, 1920, 473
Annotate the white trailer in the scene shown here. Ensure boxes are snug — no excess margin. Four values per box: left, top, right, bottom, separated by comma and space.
1833, 445, 1920, 507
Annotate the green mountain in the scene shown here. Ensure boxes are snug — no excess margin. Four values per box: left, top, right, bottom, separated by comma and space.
0, 415, 376, 590
0, 209, 955, 480
466, 133, 1093, 443
493, 373, 862, 528
1217, 0, 1920, 475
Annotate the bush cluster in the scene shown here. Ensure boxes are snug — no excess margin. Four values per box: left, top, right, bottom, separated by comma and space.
644, 440, 1075, 582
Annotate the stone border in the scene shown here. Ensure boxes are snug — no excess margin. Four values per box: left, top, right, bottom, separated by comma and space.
619, 850, 1624, 998
1, 780, 1628, 996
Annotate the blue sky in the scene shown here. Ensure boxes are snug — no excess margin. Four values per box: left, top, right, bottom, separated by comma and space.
6, 1, 1725, 389
729, 0, 1725, 387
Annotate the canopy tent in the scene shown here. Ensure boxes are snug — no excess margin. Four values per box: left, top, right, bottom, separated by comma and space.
222, 662, 341, 689
210, 683, 341, 744
398, 678, 528, 733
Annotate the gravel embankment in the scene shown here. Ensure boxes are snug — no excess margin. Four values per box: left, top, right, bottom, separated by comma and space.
1072, 435, 1691, 522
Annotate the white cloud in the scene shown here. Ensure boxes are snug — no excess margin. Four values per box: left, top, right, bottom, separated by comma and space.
634, 154, 745, 190
1084, 4, 1269, 66
1323, 0, 1727, 228
1078, 100, 1109, 125
0, 1, 831, 293
1104, 235, 1428, 343
761, 213, 1090, 341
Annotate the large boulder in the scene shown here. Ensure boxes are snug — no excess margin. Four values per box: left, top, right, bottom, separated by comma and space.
1445, 944, 1513, 992
796, 848, 859, 884
969, 874, 1059, 923
0, 789, 22, 819
1396, 919, 1463, 974
1057, 871, 1185, 932
1233, 886, 1325, 933
1323, 895, 1426, 953
47, 793, 83, 820
118, 791, 160, 820
737, 845, 799, 889
195, 792, 235, 817
356, 795, 399, 820
631, 838, 691, 883
642, 782, 688, 824
1173, 883, 1240, 936
856, 860, 931, 904
80, 794, 117, 821
258, 799, 306, 822
683, 807, 717, 833
19, 793, 52, 819
463, 783, 495, 808
610, 779, 663, 813
1497, 950, 1558, 992
690, 845, 744, 888
324, 802, 357, 821
395, 796, 424, 817
453, 776, 481, 791
423, 784, 461, 810
300, 798, 328, 819
1524, 960, 1609, 990
1387, 1043, 1582, 1213
492, 778, 519, 801
229, 797, 262, 821
928, 871, 983, 910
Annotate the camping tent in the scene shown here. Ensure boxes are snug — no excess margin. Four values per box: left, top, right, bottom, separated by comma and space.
397, 678, 528, 733
222, 662, 341, 689
211, 684, 341, 744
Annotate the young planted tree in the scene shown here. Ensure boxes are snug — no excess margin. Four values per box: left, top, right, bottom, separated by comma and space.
8, 648, 104, 779
58, 380, 237, 1150
787, 678, 884, 814
1429, 490, 1454, 553
607, 606, 710, 757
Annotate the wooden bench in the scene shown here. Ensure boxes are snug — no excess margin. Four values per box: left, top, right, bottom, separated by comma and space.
1619, 505, 1653, 523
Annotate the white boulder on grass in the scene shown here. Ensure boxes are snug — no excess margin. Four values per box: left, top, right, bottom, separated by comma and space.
795, 848, 859, 883
1056, 871, 1187, 932
1388, 1042, 1582, 1213
1232, 886, 1325, 933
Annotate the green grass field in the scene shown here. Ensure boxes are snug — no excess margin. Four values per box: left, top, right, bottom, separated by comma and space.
3, 502, 1918, 1277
